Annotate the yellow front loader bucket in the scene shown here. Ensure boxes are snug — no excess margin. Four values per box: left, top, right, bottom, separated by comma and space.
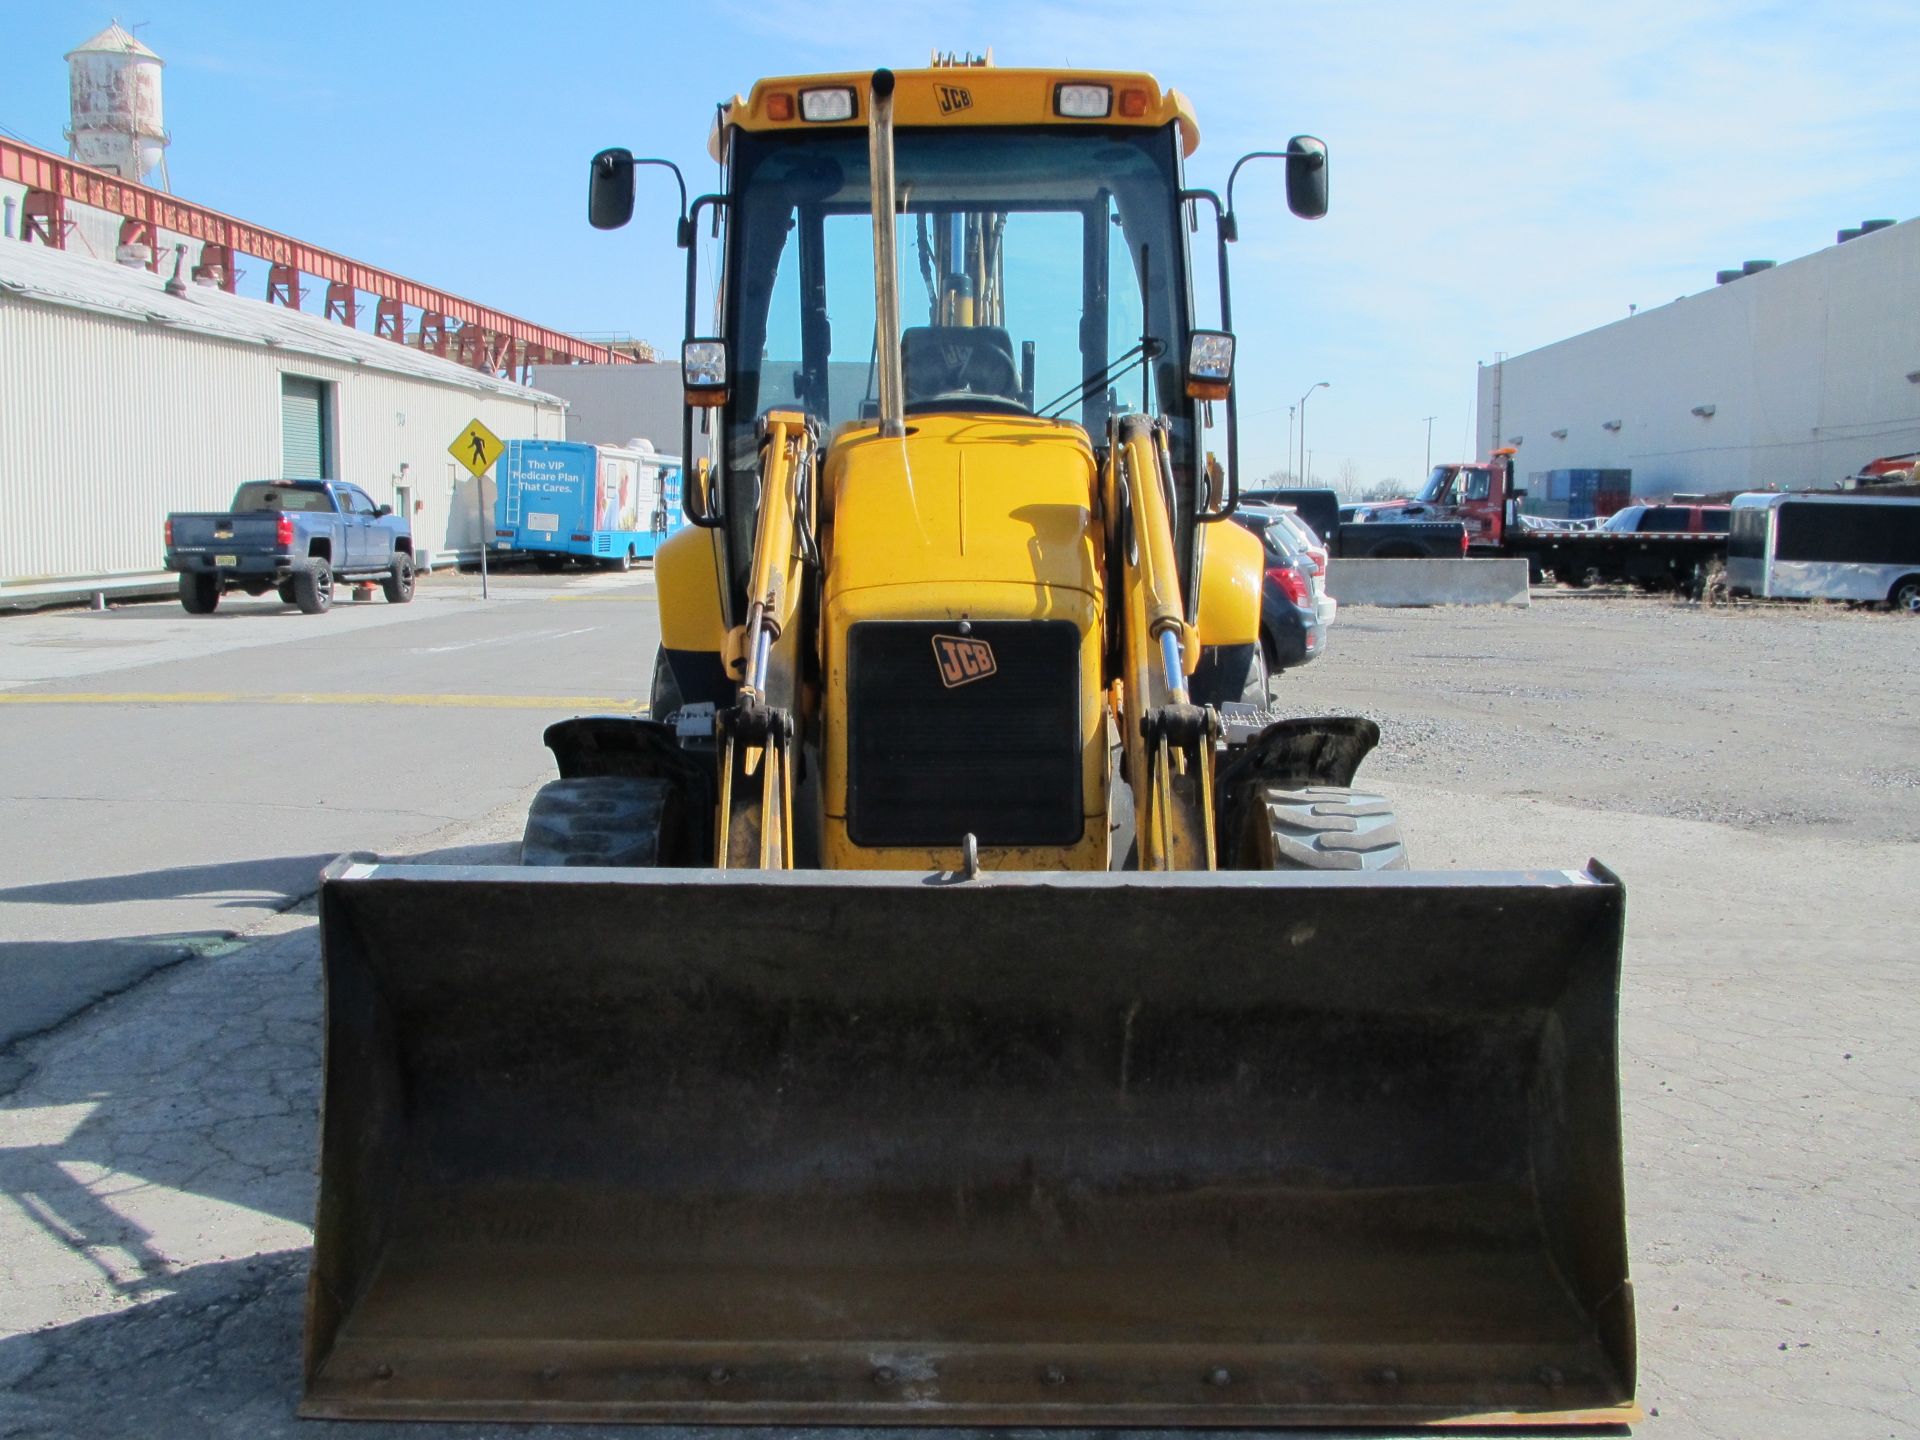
304, 859, 1635, 1427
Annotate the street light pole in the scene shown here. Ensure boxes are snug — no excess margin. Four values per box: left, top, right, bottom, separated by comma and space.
1297, 381, 1329, 483
1422, 415, 1438, 478
1288, 406, 1296, 480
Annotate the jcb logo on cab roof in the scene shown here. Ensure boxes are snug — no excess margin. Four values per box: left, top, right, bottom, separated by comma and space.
936, 85, 973, 115
933, 634, 996, 687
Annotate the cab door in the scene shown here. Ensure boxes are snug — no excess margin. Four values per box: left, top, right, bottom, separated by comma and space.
340, 487, 382, 569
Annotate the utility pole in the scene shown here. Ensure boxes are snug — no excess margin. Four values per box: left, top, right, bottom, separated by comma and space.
1422, 415, 1438, 477
1288, 406, 1296, 479
1297, 381, 1328, 483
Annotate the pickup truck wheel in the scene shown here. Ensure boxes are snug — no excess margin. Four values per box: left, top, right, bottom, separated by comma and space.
1236, 784, 1409, 871
1889, 576, 1920, 614
178, 572, 220, 615
292, 558, 334, 614
276, 580, 296, 605
521, 776, 685, 867
381, 552, 416, 604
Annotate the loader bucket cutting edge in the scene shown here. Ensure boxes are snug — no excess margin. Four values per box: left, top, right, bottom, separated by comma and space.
304, 861, 1635, 1427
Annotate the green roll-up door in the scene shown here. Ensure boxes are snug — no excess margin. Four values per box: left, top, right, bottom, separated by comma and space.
281, 376, 329, 478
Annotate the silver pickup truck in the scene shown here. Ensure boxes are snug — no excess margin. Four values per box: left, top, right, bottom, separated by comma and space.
164, 479, 414, 614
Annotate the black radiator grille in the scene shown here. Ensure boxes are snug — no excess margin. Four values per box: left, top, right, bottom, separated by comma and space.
847, 620, 1083, 848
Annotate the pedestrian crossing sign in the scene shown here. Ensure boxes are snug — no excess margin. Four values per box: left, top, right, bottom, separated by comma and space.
449, 418, 505, 479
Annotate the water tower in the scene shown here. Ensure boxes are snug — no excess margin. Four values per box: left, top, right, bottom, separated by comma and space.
65, 21, 170, 190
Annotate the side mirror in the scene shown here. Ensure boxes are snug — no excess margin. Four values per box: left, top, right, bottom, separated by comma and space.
1185, 330, 1235, 401
589, 148, 636, 230
683, 338, 729, 408
1285, 136, 1329, 219
375, 503, 393, 518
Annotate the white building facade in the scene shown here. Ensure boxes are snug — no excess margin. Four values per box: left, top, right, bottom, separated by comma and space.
0, 243, 565, 588
1477, 217, 1920, 498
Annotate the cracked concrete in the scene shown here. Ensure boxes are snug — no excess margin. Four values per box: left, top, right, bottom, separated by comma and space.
0, 591, 1915, 1438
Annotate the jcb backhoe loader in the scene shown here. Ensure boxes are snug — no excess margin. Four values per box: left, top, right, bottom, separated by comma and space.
305, 63, 1636, 1428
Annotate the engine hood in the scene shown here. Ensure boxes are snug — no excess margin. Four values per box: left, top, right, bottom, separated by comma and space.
822, 414, 1101, 604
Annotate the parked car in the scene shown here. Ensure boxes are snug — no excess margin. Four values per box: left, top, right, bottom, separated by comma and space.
164, 479, 413, 614
1238, 486, 1340, 545
1239, 503, 1337, 627
1601, 503, 1731, 535
1229, 512, 1325, 673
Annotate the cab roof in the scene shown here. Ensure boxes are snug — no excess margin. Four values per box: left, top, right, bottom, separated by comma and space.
711, 66, 1199, 161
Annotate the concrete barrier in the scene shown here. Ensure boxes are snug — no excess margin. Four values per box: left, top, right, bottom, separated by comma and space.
1326, 558, 1531, 608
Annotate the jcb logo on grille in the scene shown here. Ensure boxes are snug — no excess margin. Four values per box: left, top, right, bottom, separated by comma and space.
933, 634, 996, 687
936, 84, 973, 115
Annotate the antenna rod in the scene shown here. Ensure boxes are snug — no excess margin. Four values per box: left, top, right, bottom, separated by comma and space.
868, 69, 906, 438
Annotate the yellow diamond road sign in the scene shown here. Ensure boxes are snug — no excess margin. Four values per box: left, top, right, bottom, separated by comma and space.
449, 418, 505, 479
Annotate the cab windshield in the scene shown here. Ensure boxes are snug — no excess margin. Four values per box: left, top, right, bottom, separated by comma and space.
1417, 467, 1456, 504
722, 123, 1190, 466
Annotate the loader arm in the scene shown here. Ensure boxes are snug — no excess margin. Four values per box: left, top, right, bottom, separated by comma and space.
1109, 414, 1214, 870
715, 410, 815, 869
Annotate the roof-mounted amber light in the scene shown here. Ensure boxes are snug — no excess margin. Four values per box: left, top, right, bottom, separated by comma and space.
1119, 88, 1149, 117
766, 92, 794, 122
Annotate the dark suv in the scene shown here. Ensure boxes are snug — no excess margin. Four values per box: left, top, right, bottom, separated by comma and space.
1229, 512, 1325, 673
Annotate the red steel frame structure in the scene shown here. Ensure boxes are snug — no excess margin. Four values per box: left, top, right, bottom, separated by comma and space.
2, 136, 633, 380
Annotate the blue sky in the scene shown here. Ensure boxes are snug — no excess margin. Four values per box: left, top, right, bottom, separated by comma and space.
5, 1, 1916, 484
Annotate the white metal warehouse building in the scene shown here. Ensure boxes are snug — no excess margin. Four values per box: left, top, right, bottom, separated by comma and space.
0, 242, 566, 593
1475, 216, 1920, 498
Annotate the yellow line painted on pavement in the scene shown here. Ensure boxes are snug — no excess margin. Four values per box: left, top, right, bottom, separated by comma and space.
0, 691, 648, 711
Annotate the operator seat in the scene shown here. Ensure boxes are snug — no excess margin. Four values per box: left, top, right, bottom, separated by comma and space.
901, 325, 1025, 410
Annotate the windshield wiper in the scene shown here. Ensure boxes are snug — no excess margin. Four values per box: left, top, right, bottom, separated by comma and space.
1038, 339, 1163, 420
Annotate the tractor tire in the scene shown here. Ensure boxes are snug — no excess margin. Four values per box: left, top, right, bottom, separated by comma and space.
1237, 784, 1409, 872
382, 552, 416, 604
521, 776, 685, 867
292, 558, 334, 614
1888, 575, 1920, 615
179, 572, 220, 614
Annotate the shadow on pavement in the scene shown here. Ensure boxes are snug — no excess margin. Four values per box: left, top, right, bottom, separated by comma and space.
0, 854, 338, 909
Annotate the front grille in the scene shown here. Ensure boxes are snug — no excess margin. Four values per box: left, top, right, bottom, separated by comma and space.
847, 620, 1083, 848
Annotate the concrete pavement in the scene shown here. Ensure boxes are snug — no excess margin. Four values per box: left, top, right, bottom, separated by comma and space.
0, 567, 658, 1068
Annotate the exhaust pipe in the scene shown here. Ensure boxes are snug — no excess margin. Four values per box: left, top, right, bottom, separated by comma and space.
868, 69, 906, 439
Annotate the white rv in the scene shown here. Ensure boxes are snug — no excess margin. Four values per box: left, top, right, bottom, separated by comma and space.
1727, 493, 1920, 611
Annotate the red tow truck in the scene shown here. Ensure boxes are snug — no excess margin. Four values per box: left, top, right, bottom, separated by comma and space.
1371, 449, 1728, 592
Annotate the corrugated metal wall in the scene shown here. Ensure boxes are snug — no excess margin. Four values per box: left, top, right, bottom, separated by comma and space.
1475, 218, 1920, 497
0, 298, 564, 583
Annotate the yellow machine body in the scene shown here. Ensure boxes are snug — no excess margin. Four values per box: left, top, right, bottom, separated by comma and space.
305, 59, 1636, 1432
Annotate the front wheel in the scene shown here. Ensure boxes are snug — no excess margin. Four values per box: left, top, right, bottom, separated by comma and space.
521, 776, 687, 867
292, 558, 334, 614
382, 552, 416, 604
179, 572, 220, 615
1890, 576, 1920, 615
1234, 784, 1409, 871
